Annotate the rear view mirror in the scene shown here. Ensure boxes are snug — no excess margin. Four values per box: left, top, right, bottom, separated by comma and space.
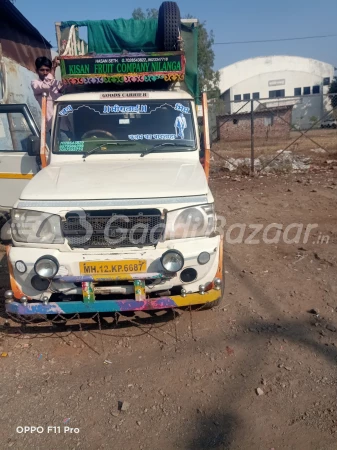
27, 135, 40, 156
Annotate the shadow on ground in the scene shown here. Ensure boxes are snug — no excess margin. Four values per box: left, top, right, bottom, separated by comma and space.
185, 255, 337, 449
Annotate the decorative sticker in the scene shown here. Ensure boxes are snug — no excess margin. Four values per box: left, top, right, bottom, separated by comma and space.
128, 134, 176, 141
57, 103, 190, 117
174, 103, 190, 114
59, 105, 73, 116
103, 105, 148, 113
59, 141, 84, 152
174, 112, 188, 139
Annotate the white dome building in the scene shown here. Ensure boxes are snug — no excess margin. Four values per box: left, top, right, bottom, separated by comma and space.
219, 55, 335, 128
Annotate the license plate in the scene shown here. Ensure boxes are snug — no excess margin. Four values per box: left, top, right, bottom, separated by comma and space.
79, 260, 147, 275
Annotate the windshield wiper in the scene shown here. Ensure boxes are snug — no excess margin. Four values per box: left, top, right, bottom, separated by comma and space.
140, 142, 192, 157
82, 141, 135, 159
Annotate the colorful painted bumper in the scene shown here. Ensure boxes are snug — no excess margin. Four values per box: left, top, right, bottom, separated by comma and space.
5, 290, 221, 315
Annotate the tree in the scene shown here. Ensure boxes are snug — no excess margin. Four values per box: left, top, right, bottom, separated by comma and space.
131, 8, 219, 96
132, 8, 158, 20
328, 78, 337, 112
195, 21, 219, 96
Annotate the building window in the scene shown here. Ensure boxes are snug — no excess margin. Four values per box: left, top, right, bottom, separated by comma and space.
303, 87, 310, 95
243, 93, 250, 100
234, 94, 241, 102
294, 88, 301, 96
323, 77, 330, 86
313, 85, 320, 94
253, 92, 260, 99
264, 116, 274, 126
269, 89, 285, 98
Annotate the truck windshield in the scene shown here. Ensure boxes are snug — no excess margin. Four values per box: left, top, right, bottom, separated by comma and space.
54, 100, 196, 154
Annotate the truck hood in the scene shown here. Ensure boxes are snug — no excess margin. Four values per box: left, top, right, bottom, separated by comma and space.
20, 159, 208, 200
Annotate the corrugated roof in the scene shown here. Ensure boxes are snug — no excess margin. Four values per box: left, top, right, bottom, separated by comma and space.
0, 0, 51, 48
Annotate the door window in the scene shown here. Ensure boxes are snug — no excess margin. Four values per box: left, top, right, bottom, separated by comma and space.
0, 112, 32, 152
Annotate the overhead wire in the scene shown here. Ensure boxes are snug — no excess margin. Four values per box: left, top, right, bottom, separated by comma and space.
214, 34, 337, 45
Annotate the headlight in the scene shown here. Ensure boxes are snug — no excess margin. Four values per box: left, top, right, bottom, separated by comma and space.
34, 255, 59, 279
161, 250, 184, 273
164, 204, 215, 240
11, 209, 64, 244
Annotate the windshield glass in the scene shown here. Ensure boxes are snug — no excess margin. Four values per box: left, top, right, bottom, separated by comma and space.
53, 100, 196, 154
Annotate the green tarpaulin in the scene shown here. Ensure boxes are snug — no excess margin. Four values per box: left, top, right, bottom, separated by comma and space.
60, 19, 199, 100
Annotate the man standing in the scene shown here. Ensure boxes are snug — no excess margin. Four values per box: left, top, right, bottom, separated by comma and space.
31, 56, 63, 132
174, 112, 187, 139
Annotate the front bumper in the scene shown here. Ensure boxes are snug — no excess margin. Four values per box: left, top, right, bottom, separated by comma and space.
7, 236, 221, 300
5, 289, 221, 315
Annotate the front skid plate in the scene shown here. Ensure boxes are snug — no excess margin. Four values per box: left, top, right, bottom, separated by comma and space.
5, 290, 221, 315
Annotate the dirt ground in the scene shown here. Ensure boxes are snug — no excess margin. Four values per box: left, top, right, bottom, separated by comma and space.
213, 128, 337, 160
1, 168, 337, 450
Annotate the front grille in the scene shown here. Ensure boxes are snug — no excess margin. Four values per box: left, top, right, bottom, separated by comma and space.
63, 209, 165, 248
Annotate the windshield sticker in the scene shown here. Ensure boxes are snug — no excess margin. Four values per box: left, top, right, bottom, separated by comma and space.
57, 103, 191, 117
59, 105, 73, 116
174, 113, 187, 139
119, 118, 130, 124
59, 141, 84, 152
128, 134, 176, 141
174, 103, 190, 114
103, 104, 148, 114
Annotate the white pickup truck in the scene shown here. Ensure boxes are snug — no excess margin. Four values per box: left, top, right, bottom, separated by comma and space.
1, 2, 224, 321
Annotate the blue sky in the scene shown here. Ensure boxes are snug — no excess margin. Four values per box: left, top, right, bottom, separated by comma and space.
16, 0, 337, 71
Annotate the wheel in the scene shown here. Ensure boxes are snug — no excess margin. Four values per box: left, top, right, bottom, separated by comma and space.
81, 130, 116, 139
158, 1, 181, 51
332, 123, 336, 129
321, 124, 325, 129
201, 287, 224, 310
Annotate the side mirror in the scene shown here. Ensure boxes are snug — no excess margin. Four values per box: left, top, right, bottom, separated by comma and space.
27, 135, 40, 156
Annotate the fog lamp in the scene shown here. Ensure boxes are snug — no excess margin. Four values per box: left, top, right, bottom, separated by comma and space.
34, 255, 59, 279
161, 250, 184, 273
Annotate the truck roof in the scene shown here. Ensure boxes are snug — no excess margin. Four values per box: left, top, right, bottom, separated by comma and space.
56, 90, 194, 102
